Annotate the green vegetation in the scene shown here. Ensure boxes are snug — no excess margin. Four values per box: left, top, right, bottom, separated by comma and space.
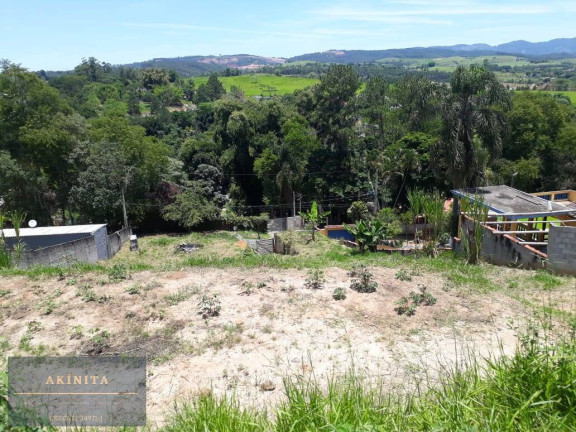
1, 60, 575, 235
192, 74, 319, 96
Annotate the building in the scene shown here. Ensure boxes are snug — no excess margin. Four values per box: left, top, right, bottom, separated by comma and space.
1, 224, 131, 268
452, 185, 576, 275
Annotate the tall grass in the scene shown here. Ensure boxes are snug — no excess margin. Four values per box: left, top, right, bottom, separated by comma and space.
161, 325, 576, 431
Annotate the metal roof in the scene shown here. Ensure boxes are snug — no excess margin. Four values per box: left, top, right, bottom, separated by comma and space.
1, 224, 107, 238
451, 185, 574, 218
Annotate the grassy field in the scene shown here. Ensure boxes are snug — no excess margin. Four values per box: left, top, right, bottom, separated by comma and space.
1, 230, 575, 430
192, 74, 319, 96
377, 55, 535, 70
537, 90, 576, 104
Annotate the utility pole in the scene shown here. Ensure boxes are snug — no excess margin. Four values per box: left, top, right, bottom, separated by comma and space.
292, 191, 296, 217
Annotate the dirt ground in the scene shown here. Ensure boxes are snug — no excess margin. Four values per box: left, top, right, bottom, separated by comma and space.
0, 266, 571, 427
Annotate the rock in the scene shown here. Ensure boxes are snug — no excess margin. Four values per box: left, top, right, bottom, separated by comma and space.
259, 380, 276, 391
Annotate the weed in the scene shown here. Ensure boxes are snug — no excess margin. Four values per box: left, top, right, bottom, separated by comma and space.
165, 285, 199, 305
86, 328, 112, 354
305, 269, 326, 290
197, 294, 221, 319
40, 298, 57, 315
77, 285, 96, 302
27, 321, 43, 333
332, 287, 347, 300
349, 265, 377, 293
239, 282, 255, 296
0, 289, 11, 298
0, 336, 9, 354
65, 278, 77, 286
70, 325, 84, 340
126, 284, 141, 295
205, 323, 245, 350
108, 264, 130, 282
98, 294, 112, 304
532, 271, 562, 290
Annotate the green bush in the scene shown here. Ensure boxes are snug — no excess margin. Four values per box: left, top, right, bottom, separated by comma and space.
349, 265, 377, 293
332, 287, 347, 300
347, 201, 371, 222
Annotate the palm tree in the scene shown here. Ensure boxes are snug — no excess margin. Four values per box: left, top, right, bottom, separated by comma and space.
439, 65, 512, 189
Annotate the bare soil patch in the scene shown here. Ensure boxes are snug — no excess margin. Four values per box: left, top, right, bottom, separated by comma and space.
0, 266, 571, 427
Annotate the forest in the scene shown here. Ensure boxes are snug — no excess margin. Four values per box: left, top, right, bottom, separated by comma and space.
1, 57, 575, 231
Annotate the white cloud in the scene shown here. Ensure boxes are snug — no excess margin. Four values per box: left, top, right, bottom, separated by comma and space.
315, 4, 549, 21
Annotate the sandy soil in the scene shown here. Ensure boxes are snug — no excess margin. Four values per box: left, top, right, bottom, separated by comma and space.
0, 266, 562, 427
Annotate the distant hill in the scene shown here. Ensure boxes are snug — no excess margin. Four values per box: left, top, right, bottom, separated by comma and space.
287, 38, 576, 64
114, 37, 576, 75
445, 38, 576, 56
125, 54, 285, 76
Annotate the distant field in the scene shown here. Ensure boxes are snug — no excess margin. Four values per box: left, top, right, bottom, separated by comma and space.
514, 90, 576, 104
192, 74, 319, 96
537, 91, 576, 104
377, 55, 536, 70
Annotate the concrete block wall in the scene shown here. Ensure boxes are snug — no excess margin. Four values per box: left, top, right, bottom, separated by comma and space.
107, 227, 132, 257
18, 237, 99, 269
548, 226, 576, 276
460, 217, 547, 270
267, 216, 303, 232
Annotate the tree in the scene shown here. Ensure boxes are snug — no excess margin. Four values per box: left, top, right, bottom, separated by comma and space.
195, 73, 226, 103
69, 141, 133, 226
438, 65, 511, 189
162, 184, 220, 229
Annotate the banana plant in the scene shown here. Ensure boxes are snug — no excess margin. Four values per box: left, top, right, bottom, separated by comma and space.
299, 201, 330, 241
344, 219, 387, 253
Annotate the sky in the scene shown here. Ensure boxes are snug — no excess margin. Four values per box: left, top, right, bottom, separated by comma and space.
1, 0, 575, 71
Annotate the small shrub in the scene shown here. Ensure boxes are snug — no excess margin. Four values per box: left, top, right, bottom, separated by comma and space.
332, 287, 347, 300
410, 284, 437, 306
395, 285, 437, 316
394, 297, 416, 316
395, 269, 412, 282
349, 265, 377, 293
198, 294, 221, 319
305, 269, 325, 290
